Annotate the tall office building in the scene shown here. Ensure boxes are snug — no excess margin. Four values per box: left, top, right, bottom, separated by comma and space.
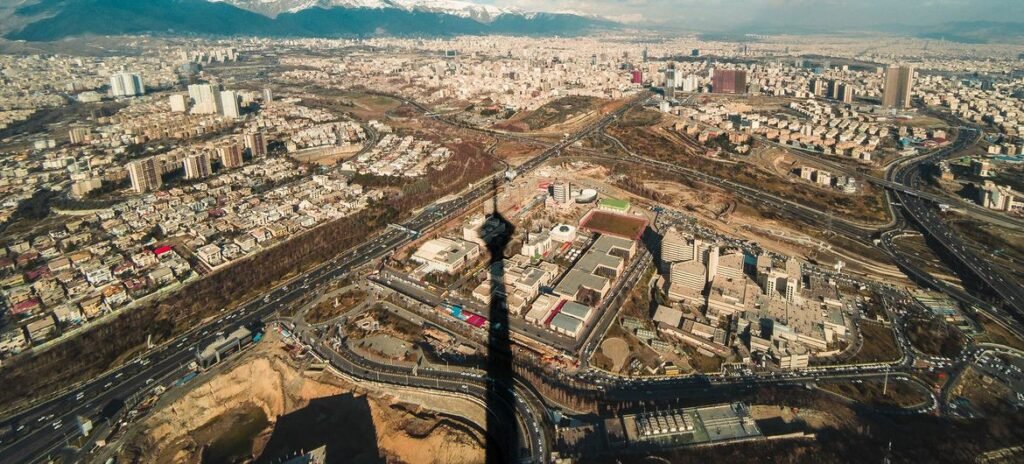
128, 158, 161, 193
244, 132, 267, 158
838, 83, 855, 104
110, 72, 144, 97
630, 69, 643, 85
219, 90, 240, 118
263, 88, 273, 103
670, 260, 707, 292
68, 127, 90, 145
711, 69, 747, 94
664, 68, 676, 88
188, 83, 221, 114
706, 246, 720, 283
809, 78, 824, 96
552, 182, 570, 203
183, 153, 212, 179
827, 80, 841, 100
661, 227, 697, 264
169, 94, 188, 113
680, 75, 699, 92
882, 65, 914, 108
217, 142, 244, 169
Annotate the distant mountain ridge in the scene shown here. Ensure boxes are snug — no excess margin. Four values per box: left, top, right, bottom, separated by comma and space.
915, 21, 1024, 44
211, 0, 524, 23
4, 0, 615, 41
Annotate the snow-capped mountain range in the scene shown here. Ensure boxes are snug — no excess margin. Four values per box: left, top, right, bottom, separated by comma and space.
211, 0, 529, 23
4, 0, 615, 41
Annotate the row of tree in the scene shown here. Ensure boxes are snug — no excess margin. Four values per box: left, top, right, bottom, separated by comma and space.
0, 141, 499, 410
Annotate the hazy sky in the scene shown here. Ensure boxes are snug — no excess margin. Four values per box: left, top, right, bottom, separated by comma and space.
482, 0, 1024, 28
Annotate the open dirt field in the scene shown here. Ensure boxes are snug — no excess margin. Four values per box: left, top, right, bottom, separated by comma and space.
600, 337, 629, 372
122, 330, 484, 464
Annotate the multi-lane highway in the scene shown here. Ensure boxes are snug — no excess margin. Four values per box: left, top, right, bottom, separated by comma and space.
0, 92, 650, 463
4, 87, 1020, 462
287, 319, 550, 463
887, 127, 1024, 325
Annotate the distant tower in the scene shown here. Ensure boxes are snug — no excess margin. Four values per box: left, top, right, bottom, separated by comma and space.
110, 72, 144, 97
838, 83, 855, 104
188, 83, 220, 114
631, 69, 643, 85
712, 69, 747, 94
219, 90, 240, 118
169, 94, 188, 112
127, 158, 161, 193
882, 65, 914, 108
552, 182, 570, 204
244, 132, 267, 158
217, 142, 244, 169
183, 153, 212, 179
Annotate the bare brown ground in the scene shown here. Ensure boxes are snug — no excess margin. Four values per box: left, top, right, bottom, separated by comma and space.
124, 330, 484, 464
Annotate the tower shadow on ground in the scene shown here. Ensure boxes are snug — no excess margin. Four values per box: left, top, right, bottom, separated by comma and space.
480, 176, 518, 464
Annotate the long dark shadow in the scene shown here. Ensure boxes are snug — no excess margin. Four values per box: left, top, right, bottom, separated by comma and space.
481, 176, 518, 464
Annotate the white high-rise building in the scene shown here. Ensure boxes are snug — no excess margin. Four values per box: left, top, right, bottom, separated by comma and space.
188, 84, 220, 114
169, 94, 188, 113
706, 245, 720, 283
662, 227, 697, 264
553, 182, 570, 203
263, 88, 273, 103
681, 75, 699, 92
110, 72, 144, 97
670, 260, 707, 291
219, 90, 240, 118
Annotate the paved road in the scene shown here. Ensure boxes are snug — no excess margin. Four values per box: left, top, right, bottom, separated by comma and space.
288, 320, 551, 463
887, 127, 1024, 328
0, 91, 650, 464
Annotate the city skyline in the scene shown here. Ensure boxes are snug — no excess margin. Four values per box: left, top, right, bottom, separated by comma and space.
0, 7, 1023, 463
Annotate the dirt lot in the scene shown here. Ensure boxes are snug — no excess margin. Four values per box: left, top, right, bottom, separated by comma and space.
818, 379, 930, 408
749, 404, 841, 430
580, 210, 648, 240
497, 95, 610, 133
606, 108, 891, 225
905, 316, 966, 358
121, 330, 483, 464
849, 322, 901, 364
952, 366, 1015, 417
306, 288, 368, 324
288, 144, 363, 166
974, 314, 1024, 351
300, 88, 403, 122
600, 337, 630, 372
492, 140, 544, 165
